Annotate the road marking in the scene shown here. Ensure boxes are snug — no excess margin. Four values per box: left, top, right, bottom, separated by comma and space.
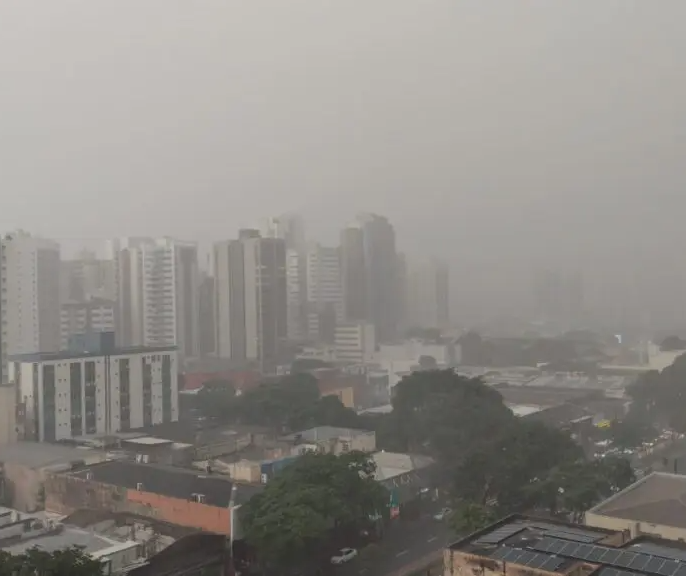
397, 550, 409, 557
427, 536, 438, 542
359, 569, 368, 574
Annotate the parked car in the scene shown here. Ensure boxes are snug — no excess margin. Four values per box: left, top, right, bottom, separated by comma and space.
434, 507, 452, 521
331, 548, 358, 565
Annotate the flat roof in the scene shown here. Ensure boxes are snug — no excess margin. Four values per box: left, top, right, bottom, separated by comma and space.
282, 426, 373, 443
371, 452, 433, 481
1, 525, 137, 557
124, 437, 173, 446
507, 403, 545, 417
589, 472, 686, 529
450, 515, 623, 574
0, 442, 108, 469
72, 460, 262, 507
9, 345, 176, 363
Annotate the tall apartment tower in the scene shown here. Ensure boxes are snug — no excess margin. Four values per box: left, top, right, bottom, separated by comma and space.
306, 243, 343, 342
263, 214, 307, 342
406, 258, 450, 329
1, 231, 61, 357
114, 238, 199, 360
214, 230, 287, 367
340, 226, 367, 322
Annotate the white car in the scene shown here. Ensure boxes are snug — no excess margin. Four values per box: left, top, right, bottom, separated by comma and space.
331, 548, 358, 565
434, 507, 452, 521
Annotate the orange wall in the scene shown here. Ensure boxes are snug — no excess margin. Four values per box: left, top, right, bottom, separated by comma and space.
126, 489, 232, 535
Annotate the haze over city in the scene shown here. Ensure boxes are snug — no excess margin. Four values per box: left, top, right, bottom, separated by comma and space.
1, 1, 686, 328
2, 4, 686, 576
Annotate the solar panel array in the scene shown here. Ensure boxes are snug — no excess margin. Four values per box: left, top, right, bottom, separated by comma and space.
533, 537, 686, 576
601, 569, 645, 576
490, 547, 565, 572
474, 524, 526, 545
545, 530, 600, 543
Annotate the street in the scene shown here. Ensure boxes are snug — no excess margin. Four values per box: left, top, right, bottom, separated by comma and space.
336, 515, 452, 576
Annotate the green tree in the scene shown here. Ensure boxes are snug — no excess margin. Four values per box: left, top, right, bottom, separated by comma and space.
196, 380, 237, 420
449, 502, 497, 536
0, 546, 104, 576
241, 451, 386, 570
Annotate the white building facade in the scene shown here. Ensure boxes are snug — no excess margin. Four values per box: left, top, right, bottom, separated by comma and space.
214, 231, 288, 367
60, 299, 117, 350
1, 232, 61, 358
114, 238, 199, 361
9, 346, 179, 442
334, 322, 376, 364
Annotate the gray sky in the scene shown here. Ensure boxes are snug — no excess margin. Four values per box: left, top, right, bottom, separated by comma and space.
1, 1, 685, 319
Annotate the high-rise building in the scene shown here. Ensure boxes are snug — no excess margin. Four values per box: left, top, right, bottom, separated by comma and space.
263, 214, 307, 342
60, 298, 117, 350
406, 258, 450, 329
114, 238, 199, 360
357, 213, 399, 343
1, 231, 61, 357
198, 271, 216, 356
214, 230, 287, 368
340, 226, 367, 322
306, 243, 343, 342
60, 249, 116, 303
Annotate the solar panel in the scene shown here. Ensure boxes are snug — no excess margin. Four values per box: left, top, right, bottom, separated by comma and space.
635, 546, 686, 564
476, 525, 526, 545
531, 538, 686, 576
546, 531, 598, 543
659, 561, 681, 576
540, 556, 565, 572
488, 547, 564, 571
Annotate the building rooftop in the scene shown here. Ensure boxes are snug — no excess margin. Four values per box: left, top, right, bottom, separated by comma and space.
450, 515, 668, 576
588, 472, 686, 530
282, 426, 373, 444
123, 436, 174, 446
371, 451, 434, 481
0, 442, 108, 469
1, 525, 138, 557
507, 403, 545, 417
9, 345, 177, 363
71, 460, 262, 507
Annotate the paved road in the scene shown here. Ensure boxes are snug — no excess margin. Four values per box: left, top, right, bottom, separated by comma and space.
336, 515, 452, 576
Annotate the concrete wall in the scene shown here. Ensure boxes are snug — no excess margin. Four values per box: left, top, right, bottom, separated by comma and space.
44, 474, 233, 536
443, 549, 586, 576
227, 460, 261, 483
585, 511, 686, 542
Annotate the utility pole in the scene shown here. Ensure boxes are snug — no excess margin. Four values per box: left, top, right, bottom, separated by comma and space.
227, 484, 238, 576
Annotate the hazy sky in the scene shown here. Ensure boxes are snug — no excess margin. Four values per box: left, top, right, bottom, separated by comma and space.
1, 1, 685, 308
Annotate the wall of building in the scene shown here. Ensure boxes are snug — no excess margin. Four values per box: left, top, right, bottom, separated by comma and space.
10, 349, 179, 442
0, 385, 17, 445
443, 549, 571, 576
44, 474, 234, 536
585, 511, 686, 542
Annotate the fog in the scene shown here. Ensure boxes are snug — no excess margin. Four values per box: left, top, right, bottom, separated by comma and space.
1, 1, 685, 326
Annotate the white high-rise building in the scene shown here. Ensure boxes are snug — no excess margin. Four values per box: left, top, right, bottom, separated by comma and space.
214, 230, 287, 367
114, 238, 199, 360
406, 258, 450, 329
1, 231, 61, 358
306, 244, 343, 342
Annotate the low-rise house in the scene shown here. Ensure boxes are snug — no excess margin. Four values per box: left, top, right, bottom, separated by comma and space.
45, 460, 262, 536
282, 426, 376, 456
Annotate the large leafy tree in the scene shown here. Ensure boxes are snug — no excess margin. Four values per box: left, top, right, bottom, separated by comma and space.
449, 502, 497, 536
241, 451, 386, 570
0, 547, 104, 576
